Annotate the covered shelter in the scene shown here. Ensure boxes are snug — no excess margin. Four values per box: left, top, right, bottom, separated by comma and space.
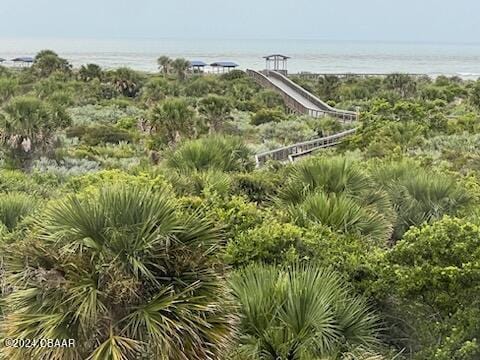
264, 54, 290, 75
210, 61, 239, 73
12, 56, 34, 67
189, 60, 208, 74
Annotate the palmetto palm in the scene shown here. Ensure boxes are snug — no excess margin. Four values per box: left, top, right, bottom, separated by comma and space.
198, 95, 233, 133
0, 192, 37, 232
33, 49, 72, 77
384, 73, 417, 98
317, 74, 340, 101
3, 184, 236, 360
289, 192, 393, 243
277, 157, 394, 242
166, 135, 254, 173
78, 63, 103, 81
108, 67, 143, 97
229, 263, 380, 360
277, 157, 374, 205
157, 56, 172, 76
148, 97, 196, 144
371, 160, 472, 240
171, 58, 191, 80
0, 77, 17, 102
0, 96, 70, 168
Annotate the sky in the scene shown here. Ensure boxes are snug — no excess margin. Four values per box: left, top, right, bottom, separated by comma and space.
0, 0, 479, 43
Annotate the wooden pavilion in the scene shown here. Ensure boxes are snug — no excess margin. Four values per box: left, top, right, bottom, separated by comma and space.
210, 61, 239, 73
264, 54, 290, 75
190, 60, 208, 74
12, 56, 34, 67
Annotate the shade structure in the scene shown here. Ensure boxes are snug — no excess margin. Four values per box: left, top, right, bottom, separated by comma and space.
190, 60, 208, 67
12, 56, 35, 63
210, 61, 239, 68
263, 54, 290, 60
264, 54, 290, 74
210, 61, 239, 73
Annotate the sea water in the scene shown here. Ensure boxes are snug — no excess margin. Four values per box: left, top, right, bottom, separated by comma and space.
1, 37, 480, 79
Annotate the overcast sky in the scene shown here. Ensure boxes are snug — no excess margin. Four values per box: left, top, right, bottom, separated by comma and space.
1, 0, 479, 43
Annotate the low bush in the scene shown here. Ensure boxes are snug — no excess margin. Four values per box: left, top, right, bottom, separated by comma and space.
250, 108, 286, 125
66, 124, 133, 145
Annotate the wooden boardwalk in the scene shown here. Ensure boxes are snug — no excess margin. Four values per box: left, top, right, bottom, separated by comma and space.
246, 69, 358, 122
255, 129, 357, 166
247, 69, 359, 166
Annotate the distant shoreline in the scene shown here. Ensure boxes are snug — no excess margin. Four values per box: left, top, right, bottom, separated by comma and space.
2, 61, 475, 80
2, 37, 480, 80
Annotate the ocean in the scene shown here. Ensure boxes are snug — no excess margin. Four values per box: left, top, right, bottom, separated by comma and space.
1, 37, 480, 79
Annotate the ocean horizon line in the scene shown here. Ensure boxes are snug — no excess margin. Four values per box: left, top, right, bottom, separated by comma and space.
2, 36, 480, 47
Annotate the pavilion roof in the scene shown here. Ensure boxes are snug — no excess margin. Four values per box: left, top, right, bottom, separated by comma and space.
12, 56, 35, 63
210, 61, 239, 68
263, 54, 290, 60
190, 60, 208, 67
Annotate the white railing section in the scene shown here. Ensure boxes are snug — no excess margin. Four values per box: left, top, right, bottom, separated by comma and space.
246, 69, 359, 123
255, 128, 357, 166
265, 70, 358, 122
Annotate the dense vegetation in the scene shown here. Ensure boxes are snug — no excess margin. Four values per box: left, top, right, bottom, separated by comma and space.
0, 50, 480, 359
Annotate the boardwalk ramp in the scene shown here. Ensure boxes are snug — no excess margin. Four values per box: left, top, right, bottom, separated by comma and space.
247, 69, 358, 122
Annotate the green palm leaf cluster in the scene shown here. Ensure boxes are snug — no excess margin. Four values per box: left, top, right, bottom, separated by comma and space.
371, 160, 472, 239
289, 192, 392, 243
277, 157, 393, 242
229, 263, 380, 360
166, 136, 254, 173
0, 96, 71, 168
148, 97, 196, 144
3, 184, 236, 360
277, 156, 373, 204
0, 192, 37, 232
198, 95, 233, 133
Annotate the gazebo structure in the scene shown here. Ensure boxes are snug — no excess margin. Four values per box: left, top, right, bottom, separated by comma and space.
264, 54, 290, 75
12, 56, 34, 67
210, 61, 239, 74
189, 60, 208, 74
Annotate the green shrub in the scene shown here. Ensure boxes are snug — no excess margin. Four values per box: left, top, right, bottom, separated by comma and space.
220, 69, 245, 81
166, 169, 231, 197
225, 221, 304, 266
253, 89, 284, 109
209, 195, 265, 240
379, 217, 480, 359
115, 116, 138, 130
230, 170, 281, 203
250, 108, 286, 125
67, 124, 133, 146
384, 217, 480, 313
64, 169, 173, 195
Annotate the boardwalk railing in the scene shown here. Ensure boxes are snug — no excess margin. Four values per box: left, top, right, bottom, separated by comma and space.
265, 70, 358, 122
255, 128, 357, 166
293, 72, 425, 80
246, 69, 358, 123
246, 69, 309, 116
